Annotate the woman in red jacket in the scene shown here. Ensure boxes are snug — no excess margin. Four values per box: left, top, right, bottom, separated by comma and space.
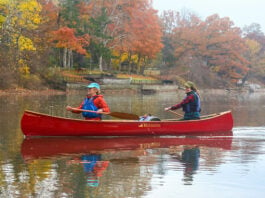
164, 81, 201, 120
66, 82, 110, 120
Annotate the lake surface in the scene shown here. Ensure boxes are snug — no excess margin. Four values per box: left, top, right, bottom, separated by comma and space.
0, 90, 265, 197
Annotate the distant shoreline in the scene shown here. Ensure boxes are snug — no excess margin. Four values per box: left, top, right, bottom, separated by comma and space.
0, 88, 66, 96
1, 85, 264, 96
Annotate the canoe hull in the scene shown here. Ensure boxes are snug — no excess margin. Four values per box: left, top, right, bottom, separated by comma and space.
21, 110, 233, 136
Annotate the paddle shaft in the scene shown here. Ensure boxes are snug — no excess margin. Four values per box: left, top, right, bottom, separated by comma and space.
168, 110, 219, 118
70, 108, 139, 120
71, 108, 109, 115
167, 110, 183, 117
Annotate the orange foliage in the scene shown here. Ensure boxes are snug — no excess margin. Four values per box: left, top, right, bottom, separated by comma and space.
50, 27, 90, 55
39, 0, 59, 25
126, 7, 163, 58
169, 13, 250, 80
77, 1, 93, 21
82, 0, 163, 68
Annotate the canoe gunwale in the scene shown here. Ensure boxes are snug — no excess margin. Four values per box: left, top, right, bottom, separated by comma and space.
23, 110, 231, 123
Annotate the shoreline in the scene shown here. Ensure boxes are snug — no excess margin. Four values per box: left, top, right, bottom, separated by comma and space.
0, 88, 66, 96
1, 86, 264, 96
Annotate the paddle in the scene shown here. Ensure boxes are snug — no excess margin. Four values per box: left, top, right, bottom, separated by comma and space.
70, 108, 139, 120
167, 110, 219, 119
167, 110, 183, 117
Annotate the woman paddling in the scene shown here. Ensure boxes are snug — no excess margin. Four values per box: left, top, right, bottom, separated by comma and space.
66, 82, 110, 120
164, 81, 201, 120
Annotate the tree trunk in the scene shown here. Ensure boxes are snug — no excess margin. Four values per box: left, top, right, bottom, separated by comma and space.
128, 52, 132, 74
99, 55, 103, 71
137, 54, 141, 74
68, 49, 73, 68
63, 48, 67, 68
62, 48, 73, 68
118, 52, 122, 71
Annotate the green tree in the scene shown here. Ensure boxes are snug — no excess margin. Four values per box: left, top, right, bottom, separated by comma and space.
88, 8, 113, 71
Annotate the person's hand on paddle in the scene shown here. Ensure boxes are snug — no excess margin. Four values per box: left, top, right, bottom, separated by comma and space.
66, 106, 73, 111
97, 109, 103, 113
164, 107, 171, 111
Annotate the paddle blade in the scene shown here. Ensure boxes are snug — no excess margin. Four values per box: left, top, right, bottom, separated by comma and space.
109, 112, 139, 120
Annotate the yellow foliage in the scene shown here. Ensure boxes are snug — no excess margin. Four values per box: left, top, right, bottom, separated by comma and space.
0, 15, 5, 26
110, 51, 120, 66
245, 39, 261, 56
120, 52, 129, 62
131, 54, 139, 63
111, 51, 148, 70
85, 52, 91, 59
0, 0, 8, 9
0, 0, 8, 27
18, 59, 30, 75
17, 0, 42, 29
112, 52, 139, 64
2, 0, 42, 29
18, 36, 36, 51
1, 0, 42, 53
0, 0, 8, 4
210, 66, 221, 73
19, 66, 30, 75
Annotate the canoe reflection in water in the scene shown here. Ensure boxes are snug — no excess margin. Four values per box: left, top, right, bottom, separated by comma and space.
21, 131, 233, 186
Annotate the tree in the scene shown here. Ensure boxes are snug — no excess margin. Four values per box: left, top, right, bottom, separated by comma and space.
87, 6, 113, 71
169, 13, 250, 83
50, 27, 90, 68
243, 24, 265, 84
160, 10, 181, 67
54, 0, 83, 68
118, 0, 163, 73
0, 0, 43, 88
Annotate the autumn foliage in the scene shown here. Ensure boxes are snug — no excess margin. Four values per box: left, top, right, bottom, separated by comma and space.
161, 11, 251, 84
0, 0, 265, 89
51, 27, 90, 55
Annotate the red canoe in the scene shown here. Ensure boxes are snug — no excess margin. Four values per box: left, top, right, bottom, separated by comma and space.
21, 134, 233, 161
21, 110, 233, 136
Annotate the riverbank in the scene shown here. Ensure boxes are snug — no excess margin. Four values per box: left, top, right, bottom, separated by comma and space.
0, 88, 66, 96
1, 84, 264, 96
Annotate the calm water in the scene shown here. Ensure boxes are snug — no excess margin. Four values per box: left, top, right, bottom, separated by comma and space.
0, 90, 265, 198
